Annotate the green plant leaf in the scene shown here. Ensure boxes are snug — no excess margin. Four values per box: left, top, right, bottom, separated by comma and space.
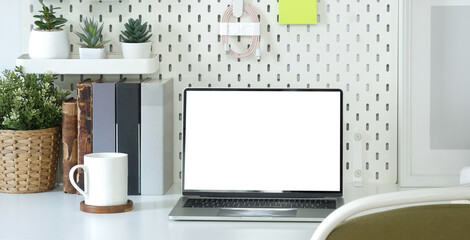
121, 18, 151, 43
33, 0, 67, 30
140, 34, 152, 43
75, 32, 88, 42
76, 17, 109, 48
124, 23, 134, 33
122, 32, 134, 41
95, 40, 110, 48
0, 66, 70, 130
34, 21, 46, 29
141, 22, 148, 31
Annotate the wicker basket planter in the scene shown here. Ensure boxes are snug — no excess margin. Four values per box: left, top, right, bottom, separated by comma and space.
0, 127, 60, 193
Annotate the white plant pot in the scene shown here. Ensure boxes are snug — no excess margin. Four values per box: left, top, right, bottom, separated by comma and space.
79, 47, 106, 59
29, 29, 69, 59
122, 42, 152, 59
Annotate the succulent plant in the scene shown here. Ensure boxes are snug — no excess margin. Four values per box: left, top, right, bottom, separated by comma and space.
33, 0, 67, 30
121, 18, 152, 43
75, 18, 110, 48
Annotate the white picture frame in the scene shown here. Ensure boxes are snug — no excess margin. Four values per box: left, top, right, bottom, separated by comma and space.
399, 0, 470, 187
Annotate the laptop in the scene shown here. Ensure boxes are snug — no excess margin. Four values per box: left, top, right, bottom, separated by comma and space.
169, 88, 343, 222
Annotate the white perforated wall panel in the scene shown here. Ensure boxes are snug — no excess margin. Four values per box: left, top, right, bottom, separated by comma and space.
22, 0, 398, 184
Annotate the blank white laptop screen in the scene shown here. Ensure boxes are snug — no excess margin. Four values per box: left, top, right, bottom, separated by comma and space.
183, 89, 342, 194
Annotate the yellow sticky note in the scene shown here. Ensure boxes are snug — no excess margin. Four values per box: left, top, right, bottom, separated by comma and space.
279, 0, 317, 25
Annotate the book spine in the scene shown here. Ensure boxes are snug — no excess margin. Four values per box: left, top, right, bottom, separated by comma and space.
162, 79, 174, 195
141, 79, 173, 195
77, 82, 93, 189
116, 82, 141, 195
92, 83, 116, 153
62, 98, 78, 194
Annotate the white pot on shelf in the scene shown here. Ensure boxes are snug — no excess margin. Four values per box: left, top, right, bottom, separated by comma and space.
121, 42, 152, 59
28, 28, 69, 59
79, 47, 106, 59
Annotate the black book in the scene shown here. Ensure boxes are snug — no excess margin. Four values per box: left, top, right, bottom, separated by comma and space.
116, 80, 141, 195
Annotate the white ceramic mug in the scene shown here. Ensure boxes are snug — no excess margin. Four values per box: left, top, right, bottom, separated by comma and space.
69, 153, 128, 206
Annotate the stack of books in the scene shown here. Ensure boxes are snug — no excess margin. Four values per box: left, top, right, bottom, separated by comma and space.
62, 78, 173, 196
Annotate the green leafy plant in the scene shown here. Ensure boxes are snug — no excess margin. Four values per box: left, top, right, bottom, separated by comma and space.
33, 0, 67, 30
75, 18, 110, 48
121, 18, 152, 43
0, 66, 70, 131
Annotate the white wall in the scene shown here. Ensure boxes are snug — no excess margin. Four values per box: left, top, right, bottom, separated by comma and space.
0, 0, 22, 71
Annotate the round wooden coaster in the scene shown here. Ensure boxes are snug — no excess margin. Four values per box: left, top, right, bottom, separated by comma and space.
80, 200, 133, 213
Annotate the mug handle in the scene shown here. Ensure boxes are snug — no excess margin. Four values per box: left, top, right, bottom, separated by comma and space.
69, 165, 89, 198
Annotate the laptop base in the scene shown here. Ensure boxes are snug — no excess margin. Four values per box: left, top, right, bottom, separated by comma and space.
169, 197, 342, 222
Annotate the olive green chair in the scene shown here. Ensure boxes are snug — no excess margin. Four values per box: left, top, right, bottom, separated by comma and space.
312, 187, 470, 240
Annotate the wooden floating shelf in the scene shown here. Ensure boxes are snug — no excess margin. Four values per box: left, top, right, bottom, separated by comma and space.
16, 54, 159, 75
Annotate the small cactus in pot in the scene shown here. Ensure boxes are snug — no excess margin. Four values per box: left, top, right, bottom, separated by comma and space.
121, 18, 153, 59
75, 18, 110, 59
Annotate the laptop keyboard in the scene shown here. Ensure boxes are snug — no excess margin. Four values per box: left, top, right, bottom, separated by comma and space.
183, 198, 336, 209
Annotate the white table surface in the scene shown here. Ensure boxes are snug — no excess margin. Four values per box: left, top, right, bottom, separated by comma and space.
0, 183, 399, 240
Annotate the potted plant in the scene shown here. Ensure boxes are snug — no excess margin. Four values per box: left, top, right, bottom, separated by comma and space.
121, 18, 153, 59
0, 66, 70, 193
75, 18, 110, 59
29, 0, 69, 59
